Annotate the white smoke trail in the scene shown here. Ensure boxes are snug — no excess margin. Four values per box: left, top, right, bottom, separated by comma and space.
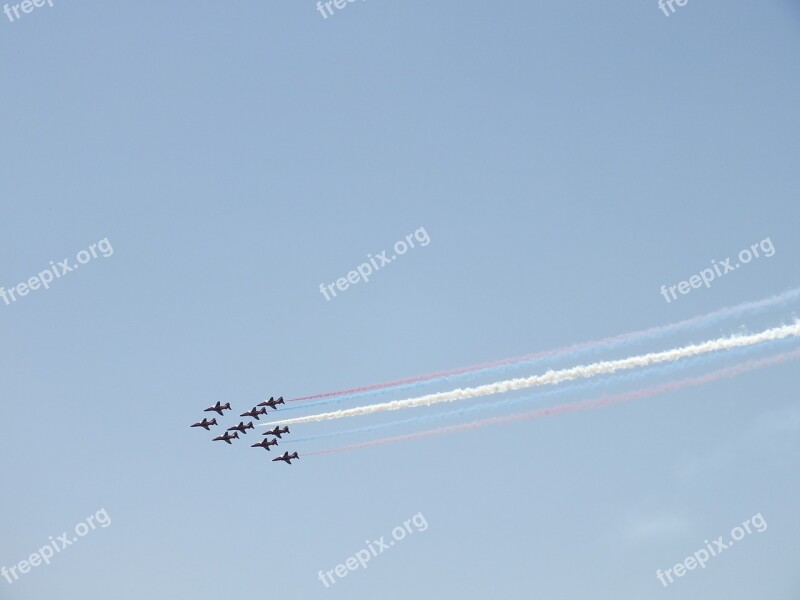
266, 322, 800, 426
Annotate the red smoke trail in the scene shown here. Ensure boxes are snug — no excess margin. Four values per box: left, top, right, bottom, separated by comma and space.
306, 347, 800, 456
289, 289, 800, 403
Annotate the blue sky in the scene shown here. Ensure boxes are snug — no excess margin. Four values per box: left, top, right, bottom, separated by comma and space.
1, 1, 799, 598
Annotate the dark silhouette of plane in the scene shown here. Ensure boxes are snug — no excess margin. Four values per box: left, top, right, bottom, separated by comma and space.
263, 426, 289, 438
213, 431, 239, 444
190, 418, 218, 431
272, 451, 299, 464
251, 438, 278, 451
258, 396, 285, 410
227, 421, 254, 435
240, 406, 268, 420
204, 401, 232, 416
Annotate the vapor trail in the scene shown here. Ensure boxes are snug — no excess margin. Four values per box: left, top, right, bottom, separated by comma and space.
267, 322, 800, 426
287, 288, 800, 407
306, 347, 800, 456
288, 335, 800, 444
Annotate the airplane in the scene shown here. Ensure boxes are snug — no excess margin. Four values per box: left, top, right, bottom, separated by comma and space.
213, 431, 239, 445
227, 421, 254, 435
251, 438, 278, 451
240, 407, 268, 420
272, 451, 299, 464
190, 418, 218, 431
263, 426, 290, 438
204, 401, 232, 416
258, 396, 285, 410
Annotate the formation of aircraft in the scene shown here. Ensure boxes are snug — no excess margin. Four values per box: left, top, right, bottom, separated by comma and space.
190, 396, 299, 464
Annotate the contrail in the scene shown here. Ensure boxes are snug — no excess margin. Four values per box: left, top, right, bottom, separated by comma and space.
305, 347, 800, 456
287, 288, 800, 407
287, 334, 800, 444
266, 321, 800, 426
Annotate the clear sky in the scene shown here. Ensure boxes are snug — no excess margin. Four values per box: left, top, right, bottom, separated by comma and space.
1, 1, 799, 598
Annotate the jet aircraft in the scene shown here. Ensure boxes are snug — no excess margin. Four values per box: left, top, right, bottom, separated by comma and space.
251, 438, 278, 451
213, 431, 239, 444
190, 418, 218, 431
227, 422, 255, 435
263, 426, 289, 438
240, 407, 268, 420
272, 451, 299, 464
259, 396, 285, 410
204, 401, 232, 416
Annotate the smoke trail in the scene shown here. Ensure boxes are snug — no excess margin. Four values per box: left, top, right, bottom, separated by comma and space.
266, 322, 800, 426
287, 288, 800, 408
306, 347, 800, 456
288, 335, 800, 444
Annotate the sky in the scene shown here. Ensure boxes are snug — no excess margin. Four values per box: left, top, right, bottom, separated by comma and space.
1, 1, 799, 598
